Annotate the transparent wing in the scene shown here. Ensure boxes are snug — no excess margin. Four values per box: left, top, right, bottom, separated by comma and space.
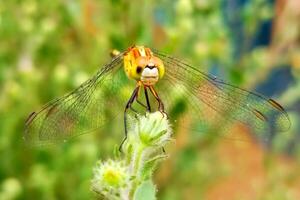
24, 53, 127, 146
153, 50, 291, 138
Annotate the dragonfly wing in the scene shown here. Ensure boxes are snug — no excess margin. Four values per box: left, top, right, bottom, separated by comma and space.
24, 54, 126, 146
154, 51, 291, 137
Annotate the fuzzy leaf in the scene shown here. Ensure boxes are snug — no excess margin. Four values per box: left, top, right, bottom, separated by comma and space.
133, 180, 156, 200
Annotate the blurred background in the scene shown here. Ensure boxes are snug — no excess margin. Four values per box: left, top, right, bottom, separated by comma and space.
1, 0, 300, 199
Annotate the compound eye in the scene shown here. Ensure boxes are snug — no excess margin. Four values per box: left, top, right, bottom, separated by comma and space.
136, 66, 143, 74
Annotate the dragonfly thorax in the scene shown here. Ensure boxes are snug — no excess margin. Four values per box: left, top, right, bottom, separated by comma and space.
124, 46, 165, 86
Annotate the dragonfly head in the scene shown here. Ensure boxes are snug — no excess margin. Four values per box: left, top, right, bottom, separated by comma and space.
138, 56, 165, 86
140, 64, 159, 86
124, 46, 165, 86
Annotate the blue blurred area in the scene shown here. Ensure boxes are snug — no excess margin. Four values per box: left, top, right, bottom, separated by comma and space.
222, 0, 247, 60
255, 66, 293, 96
253, 20, 273, 47
223, 0, 294, 98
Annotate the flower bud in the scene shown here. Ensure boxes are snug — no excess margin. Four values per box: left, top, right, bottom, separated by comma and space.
91, 160, 129, 199
129, 112, 172, 149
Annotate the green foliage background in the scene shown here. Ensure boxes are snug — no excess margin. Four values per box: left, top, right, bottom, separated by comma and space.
1, 0, 300, 199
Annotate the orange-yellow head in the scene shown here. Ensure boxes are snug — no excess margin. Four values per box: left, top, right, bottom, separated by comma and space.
123, 46, 165, 86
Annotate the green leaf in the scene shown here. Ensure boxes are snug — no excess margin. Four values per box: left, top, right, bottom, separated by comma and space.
141, 155, 167, 180
133, 180, 156, 200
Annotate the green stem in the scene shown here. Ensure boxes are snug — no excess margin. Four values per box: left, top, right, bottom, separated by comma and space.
129, 146, 144, 198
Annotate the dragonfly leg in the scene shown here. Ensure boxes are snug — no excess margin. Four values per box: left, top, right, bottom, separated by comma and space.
144, 87, 151, 112
136, 99, 147, 109
147, 87, 167, 153
133, 87, 151, 113
129, 106, 139, 114
149, 86, 165, 113
119, 86, 140, 152
135, 89, 147, 114
149, 86, 169, 119
135, 87, 151, 113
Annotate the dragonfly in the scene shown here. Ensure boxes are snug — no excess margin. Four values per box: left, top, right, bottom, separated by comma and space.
24, 45, 291, 147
